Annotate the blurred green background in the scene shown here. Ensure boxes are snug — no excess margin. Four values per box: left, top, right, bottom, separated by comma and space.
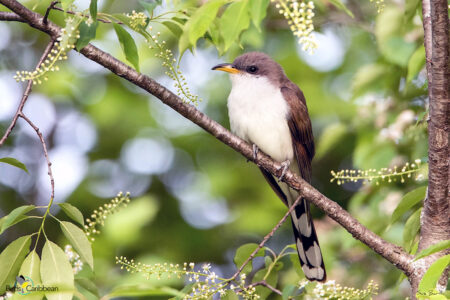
0, 0, 429, 298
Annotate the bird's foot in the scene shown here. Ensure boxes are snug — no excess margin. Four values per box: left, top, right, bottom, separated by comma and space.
277, 160, 291, 181
252, 144, 259, 161
247, 144, 259, 164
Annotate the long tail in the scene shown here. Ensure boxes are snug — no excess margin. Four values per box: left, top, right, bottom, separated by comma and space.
259, 167, 326, 281
290, 198, 326, 281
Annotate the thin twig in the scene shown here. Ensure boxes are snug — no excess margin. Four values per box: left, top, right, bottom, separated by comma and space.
19, 114, 54, 200
232, 195, 303, 280
247, 280, 283, 296
0, 39, 55, 146
43, 1, 59, 25
52, 6, 122, 24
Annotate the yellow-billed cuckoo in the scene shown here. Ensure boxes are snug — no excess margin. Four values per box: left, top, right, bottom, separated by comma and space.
212, 52, 326, 281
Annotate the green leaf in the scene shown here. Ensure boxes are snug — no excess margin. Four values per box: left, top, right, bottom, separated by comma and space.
40, 241, 74, 300
0, 235, 32, 294
111, 14, 132, 26
264, 256, 273, 268
1, 205, 35, 234
415, 240, 450, 260
171, 283, 195, 300
58, 203, 84, 227
282, 284, 298, 300
208, 20, 224, 54
328, 0, 354, 18
61, 0, 75, 12
76, 20, 98, 51
183, 0, 228, 47
222, 290, 239, 300
418, 254, 450, 294
75, 278, 99, 297
352, 63, 390, 97
381, 37, 416, 67
316, 123, 348, 159
108, 285, 184, 298
289, 253, 303, 276
0, 215, 30, 235
172, 17, 188, 25
233, 243, 265, 274
410, 240, 419, 255
428, 295, 447, 300
113, 23, 140, 72
162, 21, 183, 38
248, 0, 270, 31
219, 0, 250, 51
60, 221, 94, 270
178, 30, 192, 57
404, 0, 420, 22
139, 0, 158, 15
0, 157, 29, 173
375, 7, 404, 46
13, 250, 43, 300
407, 45, 426, 82
253, 266, 278, 299
403, 208, 421, 252
391, 186, 427, 224
89, 0, 97, 21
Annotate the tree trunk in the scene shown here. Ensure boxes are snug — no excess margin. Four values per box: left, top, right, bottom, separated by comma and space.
412, 0, 450, 296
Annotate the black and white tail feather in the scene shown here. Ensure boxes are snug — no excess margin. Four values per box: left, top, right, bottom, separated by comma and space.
260, 166, 326, 282
291, 197, 326, 281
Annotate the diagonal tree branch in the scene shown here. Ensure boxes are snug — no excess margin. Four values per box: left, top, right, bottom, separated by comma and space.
0, 11, 24, 22
0, 38, 56, 199
0, 0, 414, 277
0, 39, 55, 146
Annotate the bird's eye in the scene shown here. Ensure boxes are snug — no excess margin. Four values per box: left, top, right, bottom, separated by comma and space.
247, 66, 258, 73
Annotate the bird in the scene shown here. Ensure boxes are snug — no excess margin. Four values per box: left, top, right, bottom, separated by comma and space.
212, 52, 326, 281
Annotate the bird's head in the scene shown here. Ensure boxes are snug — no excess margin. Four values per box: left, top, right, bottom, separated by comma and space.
212, 52, 285, 85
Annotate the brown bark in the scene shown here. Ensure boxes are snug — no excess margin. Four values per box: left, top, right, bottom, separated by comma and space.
413, 0, 450, 296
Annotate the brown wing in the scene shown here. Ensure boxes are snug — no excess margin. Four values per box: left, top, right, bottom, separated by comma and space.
280, 83, 315, 183
281, 82, 326, 281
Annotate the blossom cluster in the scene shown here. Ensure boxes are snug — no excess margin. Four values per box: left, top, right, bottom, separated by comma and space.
65, 244, 83, 274
84, 192, 131, 241
127, 10, 148, 31
311, 280, 378, 299
13, 16, 80, 84
14, 43, 65, 84
145, 26, 201, 105
272, 0, 317, 53
370, 0, 385, 13
115, 257, 258, 299
330, 159, 425, 185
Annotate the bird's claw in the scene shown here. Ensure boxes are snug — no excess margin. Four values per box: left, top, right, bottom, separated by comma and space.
277, 160, 291, 181
247, 144, 259, 164
252, 144, 259, 161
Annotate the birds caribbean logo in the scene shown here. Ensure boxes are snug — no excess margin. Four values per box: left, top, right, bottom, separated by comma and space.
15, 275, 34, 295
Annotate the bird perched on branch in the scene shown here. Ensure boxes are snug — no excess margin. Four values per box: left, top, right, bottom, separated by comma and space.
212, 52, 326, 281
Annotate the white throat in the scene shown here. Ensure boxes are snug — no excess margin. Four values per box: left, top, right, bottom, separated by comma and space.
227, 73, 294, 163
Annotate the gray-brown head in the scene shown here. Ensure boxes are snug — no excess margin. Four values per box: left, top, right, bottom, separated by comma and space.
212, 52, 287, 85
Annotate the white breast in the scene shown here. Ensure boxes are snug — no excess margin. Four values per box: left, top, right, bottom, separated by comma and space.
227, 74, 294, 163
